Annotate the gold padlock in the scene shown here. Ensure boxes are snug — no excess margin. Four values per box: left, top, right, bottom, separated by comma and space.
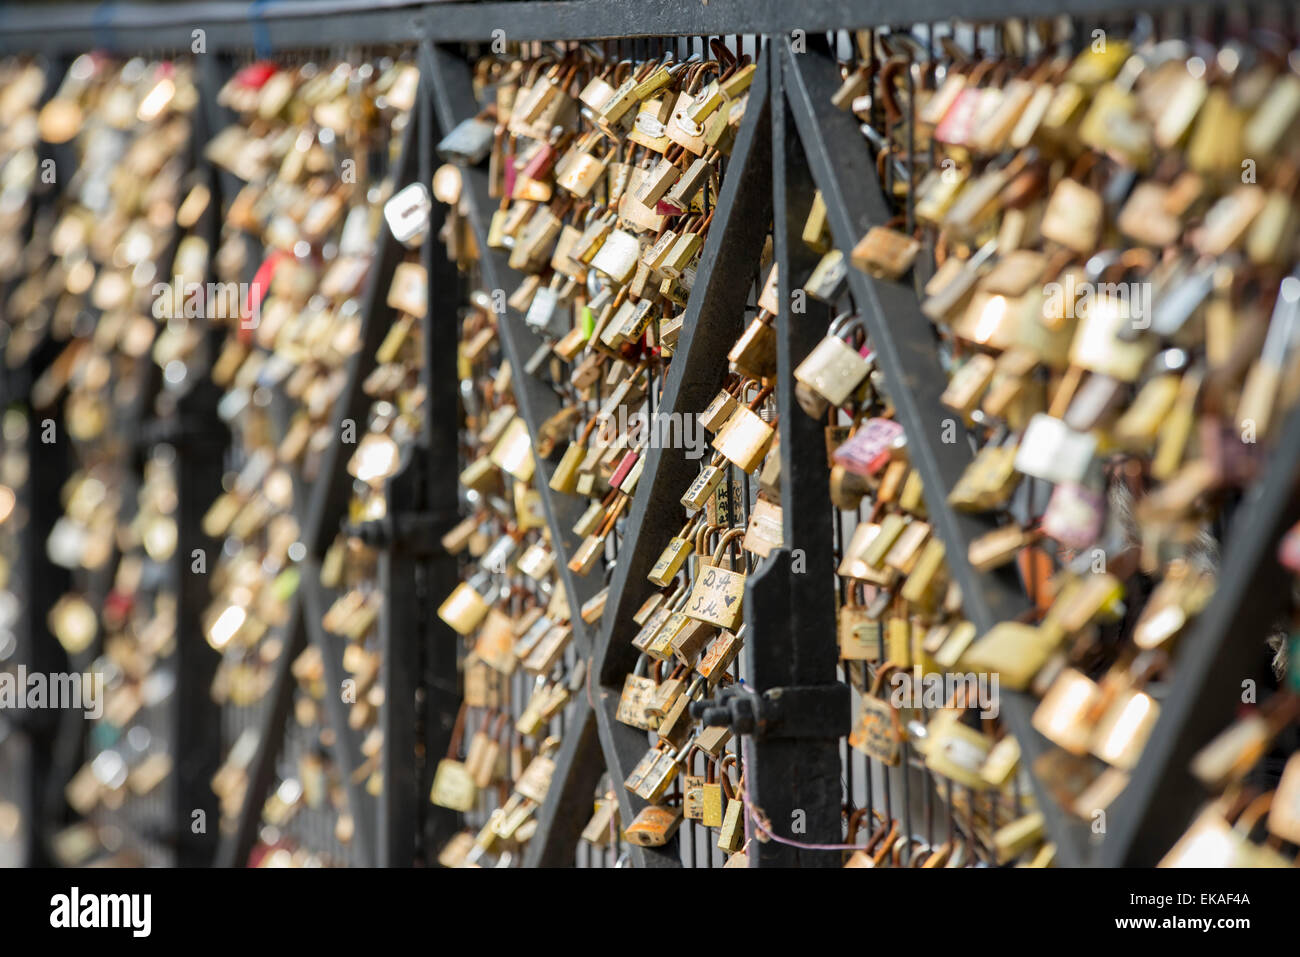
437, 576, 495, 636
623, 804, 683, 847
728, 310, 777, 380
684, 528, 748, 632
711, 385, 775, 473
647, 513, 705, 587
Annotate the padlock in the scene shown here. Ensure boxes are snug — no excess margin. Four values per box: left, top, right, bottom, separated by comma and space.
850, 225, 921, 280
430, 705, 477, 810
661, 599, 716, 665
696, 626, 743, 686
581, 796, 620, 847
436, 114, 497, 165
436, 574, 497, 635
636, 146, 685, 207
711, 385, 775, 473
660, 209, 713, 278
383, 181, 432, 247
523, 273, 570, 339
741, 497, 784, 558
679, 454, 726, 511
701, 752, 736, 827
489, 416, 535, 483
838, 582, 882, 662
623, 804, 682, 847
717, 764, 746, 853
549, 416, 599, 495
387, 261, 428, 317
832, 416, 904, 478
804, 249, 848, 301
660, 148, 718, 213
699, 379, 743, 433
794, 313, 873, 410
682, 748, 713, 821
647, 513, 704, 587
644, 663, 689, 719
728, 310, 777, 380
615, 656, 659, 731
631, 742, 681, 803
631, 581, 688, 656
684, 528, 748, 632
657, 676, 706, 749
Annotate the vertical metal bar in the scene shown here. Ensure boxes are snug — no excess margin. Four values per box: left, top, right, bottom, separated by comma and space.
780, 36, 1089, 865
744, 35, 844, 868
169, 50, 231, 870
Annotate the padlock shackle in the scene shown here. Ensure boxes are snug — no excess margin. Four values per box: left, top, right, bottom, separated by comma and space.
711, 527, 746, 568
694, 520, 719, 558
878, 54, 910, 126
869, 662, 898, 697
718, 752, 739, 800
676, 509, 705, 540
447, 701, 469, 760
742, 382, 773, 411
710, 38, 737, 69
845, 806, 881, 844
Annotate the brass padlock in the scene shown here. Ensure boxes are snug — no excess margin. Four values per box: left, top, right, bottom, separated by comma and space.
684, 528, 748, 632
728, 310, 777, 380
700, 379, 743, 433
647, 513, 704, 587
848, 665, 904, 765
623, 804, 683, 847
437, 575, 496, 635
679, 456, 724, 510
711, 385, 775, 473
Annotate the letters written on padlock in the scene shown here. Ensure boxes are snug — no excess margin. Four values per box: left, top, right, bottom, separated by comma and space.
684, 564, 745, 632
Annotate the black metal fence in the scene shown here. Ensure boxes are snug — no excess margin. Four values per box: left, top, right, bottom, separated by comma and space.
2, 0, 1298, 869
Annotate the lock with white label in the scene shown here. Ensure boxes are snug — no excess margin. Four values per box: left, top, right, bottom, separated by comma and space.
383, 182, 432, 247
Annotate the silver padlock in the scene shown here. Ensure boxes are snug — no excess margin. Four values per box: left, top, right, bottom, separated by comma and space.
437, 116, 496, 165
794, 313, 874, 412
383, 182, 432, 248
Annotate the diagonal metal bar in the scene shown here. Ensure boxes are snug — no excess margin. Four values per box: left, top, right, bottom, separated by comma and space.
521, 695, 605, 867
1100, 404, 1300, 866
583, 49, 774, 868
421, 41, 608, 864
289, 87, 429, 867
215, 601, 307, 867
422, 41, 598, 657
591, 50, 774, 689
780, 38, 1089, 867
300, 95, 422, 562
289, 80, 428, 868
300, 566, 378, 866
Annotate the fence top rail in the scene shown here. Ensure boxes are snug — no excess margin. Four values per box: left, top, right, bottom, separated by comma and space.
0, 0, 1211, 54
